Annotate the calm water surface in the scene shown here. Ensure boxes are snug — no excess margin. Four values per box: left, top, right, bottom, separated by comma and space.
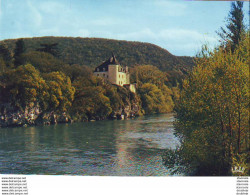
0, 113, 179, 176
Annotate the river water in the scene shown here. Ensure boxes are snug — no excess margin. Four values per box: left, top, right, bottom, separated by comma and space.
0, 113, 179, 176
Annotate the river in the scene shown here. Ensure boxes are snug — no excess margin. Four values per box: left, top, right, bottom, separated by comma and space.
0, 113, 179, 176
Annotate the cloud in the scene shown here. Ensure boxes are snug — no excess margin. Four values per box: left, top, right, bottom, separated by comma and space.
159, 29, 217, 43
102, 28, 218, 56
25, 1, 86, 38
0, 0, 220, 56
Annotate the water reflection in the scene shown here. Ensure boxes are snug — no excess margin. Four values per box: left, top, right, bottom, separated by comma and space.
0, 113, 179, 176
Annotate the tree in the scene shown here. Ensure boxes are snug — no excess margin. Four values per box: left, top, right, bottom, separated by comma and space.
130, 65, 168, 87
167, 33, 249, 176
0, 63, 75, 113
36, 43, 59, 57
217, 1, 246, 52
0, 43, 13, 65
14, 39, 25, 67
139, 83, 173, 114
1, 64, 49, 110
43, 71, 75, 112
63, 64, 93, 82
0, 44, 13, 73
21, 51, 67, 73
130, 65, 174, 114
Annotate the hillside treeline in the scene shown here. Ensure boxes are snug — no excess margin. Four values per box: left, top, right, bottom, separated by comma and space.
1, 37, 194, 85
0, 39, 178, 126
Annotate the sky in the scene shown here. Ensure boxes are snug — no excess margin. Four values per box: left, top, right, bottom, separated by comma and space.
0, 0, 249, 56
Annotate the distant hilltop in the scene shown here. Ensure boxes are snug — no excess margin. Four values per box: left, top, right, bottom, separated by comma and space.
1, 36, 195, 73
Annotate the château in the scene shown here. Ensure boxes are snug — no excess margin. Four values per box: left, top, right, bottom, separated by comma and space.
94, 54, 136, 93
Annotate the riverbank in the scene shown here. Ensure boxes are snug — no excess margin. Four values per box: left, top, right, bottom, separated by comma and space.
0, 102, 141, 128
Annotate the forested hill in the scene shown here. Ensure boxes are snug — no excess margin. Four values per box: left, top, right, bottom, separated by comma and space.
1, 36, 195, 72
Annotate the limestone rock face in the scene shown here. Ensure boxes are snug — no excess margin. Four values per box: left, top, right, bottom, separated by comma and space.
0, 104, 42, 127
0, 104, 72, 127
110, 101, 140, 120
0, 96, 140, 127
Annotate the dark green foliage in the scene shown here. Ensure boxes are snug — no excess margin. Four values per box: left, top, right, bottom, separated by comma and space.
70, 76, 116, 121
1, 36, 195, 88
13, 39, 25, 67
21, 51, 67, 73
1, 37, 195, 73
36, 43, 58, 56
217, 1, 246, 52
0, 44, 13, 73
63, 64, 93, 82
0, 44, 13, 65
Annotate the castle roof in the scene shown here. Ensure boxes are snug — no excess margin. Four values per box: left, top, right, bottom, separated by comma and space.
94, 53, 120, 72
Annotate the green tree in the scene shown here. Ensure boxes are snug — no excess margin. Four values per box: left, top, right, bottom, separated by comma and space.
36, 43, 59, 57
21, 51, 67, 73
217, 1, 246, 52
0, 43, 13, 73
63, 64, 93, 82
14, 39, 25, 67
70, 75, 115, 121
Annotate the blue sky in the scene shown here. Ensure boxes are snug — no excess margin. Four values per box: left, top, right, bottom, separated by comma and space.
0, 0, 249, 56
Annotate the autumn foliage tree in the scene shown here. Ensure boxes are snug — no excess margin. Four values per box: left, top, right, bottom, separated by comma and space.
131, 65, 175, 114
2, 64, 48, 110
43, 71, 75, 112
1, 64, 75, 113
165, 32, 249, 176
